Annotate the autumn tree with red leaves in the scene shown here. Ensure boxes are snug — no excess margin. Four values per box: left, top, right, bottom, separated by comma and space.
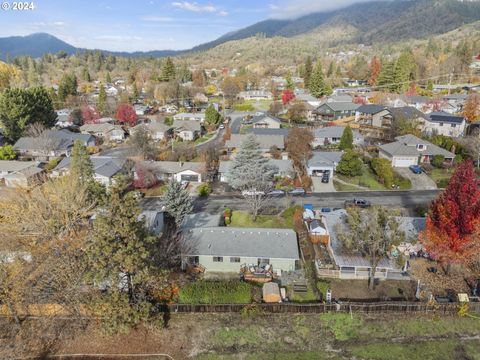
368, 56, 381, 86
81, 105, 100, 124
133, 163, 157, 189
421, 161, 480, 272
405, 83, 418, 97
281, 89, 295, 105
116, 104, 138, 126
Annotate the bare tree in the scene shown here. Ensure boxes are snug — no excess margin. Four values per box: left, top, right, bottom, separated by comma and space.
337, 206, 406, 289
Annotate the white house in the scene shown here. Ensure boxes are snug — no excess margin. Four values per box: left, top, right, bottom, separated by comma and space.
218, 159, 294, 182
312, 126, 363, 148
0, 161, 45, 188
423, 111, 466, 137
238, 90, 273, 101
106, 85, 119, 97
139, 161, 204, 183
379, 134, 455, 167
173, 113, 205, 123
172, 120, 202, 141
307, 151, 343, 176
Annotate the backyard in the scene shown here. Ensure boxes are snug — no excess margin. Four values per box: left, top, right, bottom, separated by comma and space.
26, 312, 480, 360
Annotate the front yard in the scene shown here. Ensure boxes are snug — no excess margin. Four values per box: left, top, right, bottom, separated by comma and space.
228, 207, 300, 230
334, 165, 411, 191
195, 132, 215, 145
426, 168, 454, 188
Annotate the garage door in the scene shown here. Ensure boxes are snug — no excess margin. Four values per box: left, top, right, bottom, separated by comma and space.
181, 174, 200, 182
393, 158, 417, 167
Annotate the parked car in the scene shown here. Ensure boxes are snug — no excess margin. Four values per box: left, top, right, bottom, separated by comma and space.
242, 189, 265, 197
289, 188, 306, 196
344, 198, 371, 208
321, 174, 330, 183
266, 189, 285, 197
219, 124, 225, 129
409, 165, 422, 174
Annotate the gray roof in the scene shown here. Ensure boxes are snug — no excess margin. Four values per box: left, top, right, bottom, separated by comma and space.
13, 136, 72, 152
323, 210, 396, 269
389, 107, 427, 121
141, 160, 204, 175
443, 93, 468, 101
314, 126, 363, 139
43, 129, 94, 145
174, 112, 205, 119
327, 95, 353, 102
80, 123, 123, 134
55, 156, 126, 178
248, 128, 291, 137
226, 134, 285, 150
296, 93, 318, 102
379, 134, 455, 158
172, 120, 202, 132
139, 210, 163, 232
308, 151, 343, 167
219, 159, 293, 174
251, 114, 282, 126
404, 95, 430, 104
427, 111, 465, 124
0, 160, 38, 173
356, 104, 388, 115
185, 227, 299, 259
317, 102, 359, 112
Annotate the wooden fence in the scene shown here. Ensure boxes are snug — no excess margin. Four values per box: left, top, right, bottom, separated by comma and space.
168, 301, 480, 315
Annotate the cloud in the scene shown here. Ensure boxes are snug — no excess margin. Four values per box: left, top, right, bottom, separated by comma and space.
172, 1, 216, 13
141, 16, 174, 22
171, 1, 228, 16
32, 21, 66, 28
269, 0, 383, 19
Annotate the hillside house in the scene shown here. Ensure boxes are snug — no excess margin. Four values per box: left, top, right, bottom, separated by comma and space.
139, 161, 204, 183
423, 111, 466, 137
218, 159, 294, 182
307, 151, 343, 176
238, 90, 273, 101
225, 134, 285, 153
251, 114, 282, 129
0, 161, 45, 187
173, 112, 205, 122
355, 105, 393, 139
312, 126, 363, 148
315, 102, 359, 122
80, 123, 126, 141
172, 120, 202, 141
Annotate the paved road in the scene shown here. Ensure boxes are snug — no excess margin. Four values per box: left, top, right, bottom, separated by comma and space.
230, 111, 250, 134
99, 145, 137, 158
141, 189, 441, 213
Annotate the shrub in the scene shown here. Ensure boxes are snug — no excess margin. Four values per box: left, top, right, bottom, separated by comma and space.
197, 183, 212, 197
336, 150, 363, 177
431, 155, 445, 168
179, 281, 252, 304
371, 158, 394, 188
44, 158, 61, 172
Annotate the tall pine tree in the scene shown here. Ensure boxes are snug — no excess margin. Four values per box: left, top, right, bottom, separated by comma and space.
304, 56, 313, 89
97, 83, 107, 115
161, 179, 193, 226
309, 62, 332, 98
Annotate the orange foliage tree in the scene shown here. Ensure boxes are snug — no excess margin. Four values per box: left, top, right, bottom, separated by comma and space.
421, 161, 480, 271
463, 94, 480, 123
368, 56, 381, 86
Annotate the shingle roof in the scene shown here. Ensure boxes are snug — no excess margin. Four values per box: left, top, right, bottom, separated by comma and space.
43, 129, 93, 145
379, 134, 455, 158
356, 104, 388, 115
185, 227, 299, 259
251, 114, 282, 125
13, 136, 72, 152
55, 156, 126, 178
308, 151, 343, 168
141, 160, 204, 175
226, 134, 285, 150
0, 160, 38, 173
172, 120, 202, 132
389, 107, 427, 121
80, 123, 120, 133
427, 111, 465, 124
249, 128, 291, 137
318, 102, 359, 112
182, 213, 222, 230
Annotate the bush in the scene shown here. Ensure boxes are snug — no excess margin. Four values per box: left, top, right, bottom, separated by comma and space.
197, 183, 212, 197
431, 155, 445, 168
44, 158, 61, 172
371, 158, 394, 188
179, 281, 252, 304
336, 150, 363, 177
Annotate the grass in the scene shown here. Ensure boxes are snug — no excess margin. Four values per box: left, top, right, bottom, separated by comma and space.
229, 207, 301, 229
179, 281, 252, 304
347, 339, 480, 360
197, 352, 341, 360
336, 165, 411, 190
240, 125, 253, 134
319, 313, 363, 341
428, 168, 453, 188
195, 132, 215, 144
333, 179, 365, 192
243, 99, 272, 111
142, 184, 167, 197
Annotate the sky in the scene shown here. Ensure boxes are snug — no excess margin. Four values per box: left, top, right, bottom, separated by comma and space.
0, 0, 380, 52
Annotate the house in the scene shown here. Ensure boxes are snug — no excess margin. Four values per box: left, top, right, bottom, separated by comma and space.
173, 112, 205, 122
133, 104, 151, 116
140, 161, 204, 183
307, 151, 343, 176
295, 93, 321, 107
315, 102, 359, 122
131, 122, 173, 141
44, 129, 96, 147
327, 95, 353, 103
160, 104, 178, 114
319, 209, 410, 280
442, 93, 469, 113
423, 111, 466, 137
312, 126, 363, 148
53, 156, 127, 186
80, 123, 126, 141
218, 159, 294, 182
248, 128, 291, 137
105, 85, 119, 97
182, 227, 300, 275
355, 105, 393, 139
238, 90, 273, 101
225, 134, 285, 153
0, 160, 45, 187
402, 96, 430, 111
379, 134, 455, 167
55, 109, 73, 127
139, 210, 164, 236
13, 136, 73, 160
172, 120, 202, 141
251, 114, 282, 129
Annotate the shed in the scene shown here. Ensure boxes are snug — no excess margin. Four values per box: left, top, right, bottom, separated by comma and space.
263, 282, 281, 303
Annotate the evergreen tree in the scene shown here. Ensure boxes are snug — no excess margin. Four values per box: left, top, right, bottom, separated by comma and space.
97, 83, 107, 115
336, 150, 363, 177
309, 62, 332, 98
304, 56, 313, 89
377, 60, 396, 92
285, 71, 294, 91
393, 52, 415, 93
58, 73, 78, 102
70, 140, 93, 183
160, 179, 193, 226
132, 82, 139, 101
0, 87, 56, 141
339, 126, 354, 150
204, 104, 221, 125
159, 57, 176, 82
326, 61, 335, 78
82, 67, 91, 82
106, 72, 112, 83
86, 177, 162, 333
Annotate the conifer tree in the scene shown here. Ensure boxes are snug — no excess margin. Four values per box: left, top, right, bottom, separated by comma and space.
339, 126, 354, 150
161, 179, 193, 226
309, 62, 332, 98
70, 140, 93, 183
304, 56, 313, 89
106, 72, 112, 83
160, 57, 176, 82
285, 71, 294, 91
97, 83, 107, 115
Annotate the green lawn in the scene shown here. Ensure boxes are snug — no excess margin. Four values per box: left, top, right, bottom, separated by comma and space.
179, 281, 252, 304
243, 99, 272, 111
336, 165, 411, 190
428, 168, 454, 188
142, 184, 167, 197
229, 207, 300, 229
333, 179, 365, 192
195, 132, 215, 144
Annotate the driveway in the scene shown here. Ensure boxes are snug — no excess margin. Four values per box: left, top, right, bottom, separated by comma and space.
311, 176, 336, 193
395, 168, 437, 190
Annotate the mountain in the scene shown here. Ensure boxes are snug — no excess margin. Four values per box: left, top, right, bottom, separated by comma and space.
0, 0, 480, 60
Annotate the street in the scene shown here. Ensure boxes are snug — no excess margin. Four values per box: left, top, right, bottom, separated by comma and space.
141, 189, 441, 214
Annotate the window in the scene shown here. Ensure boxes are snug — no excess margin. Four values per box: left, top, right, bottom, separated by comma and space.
439, 122, 444, 127
188, 256, 199, 265
230, 257, 241, 263
258, 258, 270, 266
451, 124, 456, 128
213, 256, 223, 262
417, 144, 425, 150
